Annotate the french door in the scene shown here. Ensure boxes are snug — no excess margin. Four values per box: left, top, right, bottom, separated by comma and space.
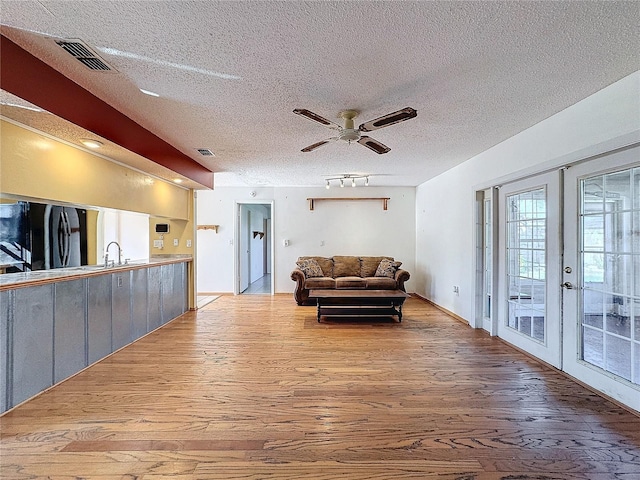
492, 146, 640, 410
498, 171, 562, 368
562, 146, 639, 411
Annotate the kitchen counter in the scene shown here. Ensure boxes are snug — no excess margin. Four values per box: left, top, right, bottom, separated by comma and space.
1, 255, 191, 413
0, 254, 192, 290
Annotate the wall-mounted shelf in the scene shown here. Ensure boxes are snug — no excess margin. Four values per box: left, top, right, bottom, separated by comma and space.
197, 224, 219, 233
306, 197, 390, 211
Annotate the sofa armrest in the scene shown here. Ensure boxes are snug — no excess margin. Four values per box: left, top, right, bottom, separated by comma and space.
395, 268, 410, 292
291, 268, 308, 305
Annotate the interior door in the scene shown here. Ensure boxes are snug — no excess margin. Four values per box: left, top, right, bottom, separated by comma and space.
498, 171, 562, 368
239, 205, 250, 293
562, 146, 640, 411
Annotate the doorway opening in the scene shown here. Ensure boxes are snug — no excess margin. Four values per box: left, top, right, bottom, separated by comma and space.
235, 202, 273, 295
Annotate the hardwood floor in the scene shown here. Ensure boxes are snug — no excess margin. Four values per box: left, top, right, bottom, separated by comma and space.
1, 294, 639, 479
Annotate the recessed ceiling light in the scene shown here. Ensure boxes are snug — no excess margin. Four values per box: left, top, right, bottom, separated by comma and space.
140, 88, 160, 97
173, 178, 183, 184
80, 139, 103, 149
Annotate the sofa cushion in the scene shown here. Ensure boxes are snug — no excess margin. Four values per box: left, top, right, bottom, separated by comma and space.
304, 277, 336, 289
360, 256, 393, 278
375, 259, 403, 278
365, 276, 398, 289
296, 258, 324, 278
298, 256, 334, 277
336, 277, 367, 289
333, 256, 361, 277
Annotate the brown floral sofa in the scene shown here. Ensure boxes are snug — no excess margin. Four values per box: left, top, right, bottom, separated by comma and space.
290, 255, 410, 305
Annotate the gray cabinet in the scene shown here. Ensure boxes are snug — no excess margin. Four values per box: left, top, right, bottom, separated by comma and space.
1, 260, 189, 413
131, 268, 148, 339
88, 275, 112, 363
12, 285, 54, 407
111, 272, 132, 351
54, 279, 87, 383
147, 266, 162, 331
0, 290, 10, 413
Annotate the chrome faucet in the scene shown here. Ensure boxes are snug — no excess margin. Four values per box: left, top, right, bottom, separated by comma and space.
105, 241, 122, 267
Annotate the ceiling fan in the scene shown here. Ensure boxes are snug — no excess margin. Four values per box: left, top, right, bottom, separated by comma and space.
293, 107, 417, 154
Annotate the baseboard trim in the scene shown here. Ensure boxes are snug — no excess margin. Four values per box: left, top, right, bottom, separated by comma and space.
410, 293, 469, 325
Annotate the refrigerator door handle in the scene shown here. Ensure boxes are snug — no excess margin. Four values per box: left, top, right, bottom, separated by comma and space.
58, 211, 70, 267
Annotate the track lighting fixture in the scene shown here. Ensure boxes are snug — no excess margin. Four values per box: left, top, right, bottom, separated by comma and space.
324, 174, 371, 189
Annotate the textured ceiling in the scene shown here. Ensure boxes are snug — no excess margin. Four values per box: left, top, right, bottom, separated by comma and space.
1, 1, 639, 188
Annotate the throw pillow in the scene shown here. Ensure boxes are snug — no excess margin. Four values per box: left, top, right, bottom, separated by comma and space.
375, 259, 402, 278
360, 256, 393, 277
296, 258, 324, 278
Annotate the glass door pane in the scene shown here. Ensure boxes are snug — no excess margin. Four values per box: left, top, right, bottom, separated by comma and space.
506, 188, 546, 342
580, 167, 638, 383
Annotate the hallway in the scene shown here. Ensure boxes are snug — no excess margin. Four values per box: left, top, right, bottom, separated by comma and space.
242, 273, 271, 294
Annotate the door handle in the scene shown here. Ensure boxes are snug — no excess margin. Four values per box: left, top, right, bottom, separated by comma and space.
561, 282, 575, 289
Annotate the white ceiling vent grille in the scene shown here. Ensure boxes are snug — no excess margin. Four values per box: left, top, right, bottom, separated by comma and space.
55, 40, 115, 71
196, 148, 215, 157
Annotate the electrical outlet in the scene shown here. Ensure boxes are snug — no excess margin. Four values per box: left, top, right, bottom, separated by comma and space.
186, 239, 192, 248
453, 286, 459, 295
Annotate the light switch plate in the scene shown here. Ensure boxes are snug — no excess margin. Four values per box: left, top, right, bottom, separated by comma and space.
173, 238, 179, 246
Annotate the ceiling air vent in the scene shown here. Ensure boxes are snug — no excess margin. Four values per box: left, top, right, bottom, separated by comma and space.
197, 148, 215, 157
55, 40, 115, 71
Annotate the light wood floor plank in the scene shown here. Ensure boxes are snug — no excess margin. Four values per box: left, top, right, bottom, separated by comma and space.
1, 294, 639, 479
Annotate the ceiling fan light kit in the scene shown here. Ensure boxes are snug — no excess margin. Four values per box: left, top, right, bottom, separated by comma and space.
293, 107, 417, 154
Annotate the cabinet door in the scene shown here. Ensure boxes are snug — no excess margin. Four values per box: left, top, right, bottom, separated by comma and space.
131, 268, 148, 339
147, 266, 162, 331
12, 285, 54, 406
88, 275, 112, 363
0, 290, 10, 413
112, 272, 132, 351
54, 279, 87, 383
161, 264, 176, 324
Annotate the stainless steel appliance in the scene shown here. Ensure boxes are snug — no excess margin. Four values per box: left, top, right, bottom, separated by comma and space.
28, 202, 87, 270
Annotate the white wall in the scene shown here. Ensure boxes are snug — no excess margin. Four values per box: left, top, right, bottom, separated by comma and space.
196, 186, 416, 294
415, 71, 640, 321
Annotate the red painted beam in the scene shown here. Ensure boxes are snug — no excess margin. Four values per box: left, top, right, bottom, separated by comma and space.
0, 34, 213, 189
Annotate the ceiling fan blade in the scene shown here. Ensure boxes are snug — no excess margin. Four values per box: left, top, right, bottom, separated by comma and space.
293, 109, 341, 129
301, 139, 331, 152
358, 107, 417, 132
357, 136, 391, 154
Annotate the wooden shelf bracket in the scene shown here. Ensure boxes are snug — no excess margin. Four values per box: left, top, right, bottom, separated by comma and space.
197, 224, 219, 233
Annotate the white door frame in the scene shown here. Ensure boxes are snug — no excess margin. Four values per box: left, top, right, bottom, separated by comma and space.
233, 200, 275, 295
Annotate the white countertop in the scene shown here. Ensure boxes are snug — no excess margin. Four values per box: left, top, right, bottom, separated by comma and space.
0, 255, 192, 290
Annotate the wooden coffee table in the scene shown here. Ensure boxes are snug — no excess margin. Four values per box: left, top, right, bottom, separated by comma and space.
309, 289, 409, 322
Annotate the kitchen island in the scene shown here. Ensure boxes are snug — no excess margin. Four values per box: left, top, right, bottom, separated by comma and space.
0, 255, 191, 414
